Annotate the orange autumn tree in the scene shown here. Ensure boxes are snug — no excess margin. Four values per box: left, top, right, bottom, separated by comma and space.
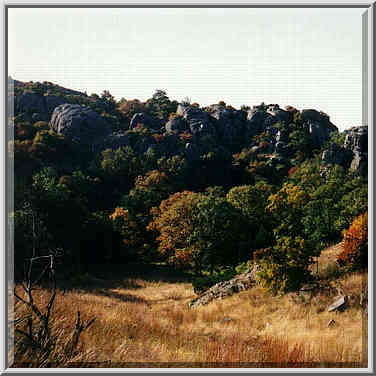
110, 207, 143, 258
337, 211, 368, 270
147, 191, 201, 269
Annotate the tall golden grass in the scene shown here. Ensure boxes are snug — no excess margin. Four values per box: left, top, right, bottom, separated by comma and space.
12, 245, 367, 368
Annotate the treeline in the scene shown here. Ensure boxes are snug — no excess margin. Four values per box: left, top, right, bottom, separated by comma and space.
11, 82, 367, 293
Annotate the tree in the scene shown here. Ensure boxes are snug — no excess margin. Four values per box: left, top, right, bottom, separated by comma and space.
334, 178, 368, 233
31, 167, 88, 272
267, 183, 311, 239
337, 212, 368, 270
255, 236, 314, 294
13, 202, 52, 275
146, 90, 178, 121
101, 146, 140, 178
157, 155, 189, 190
226, 182, 274, 255
109, 207, 144, 261
254, 183, 316, 293
147, 191, 200, 268
227, 183, 273, 227
100, 90, 117, 114
123, 170, 173, 220
187, 194, 244, 274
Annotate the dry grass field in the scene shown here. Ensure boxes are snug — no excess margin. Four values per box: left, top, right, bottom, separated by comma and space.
11, 243, 367, 368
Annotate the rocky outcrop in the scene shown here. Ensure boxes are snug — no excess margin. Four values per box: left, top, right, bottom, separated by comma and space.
266, 104, 292, 124
16, 92, 66, 117
321, 126, 368, 175
101, 131, 130, 150
189, 266, 259, 308
129, 113, 158, 130
165, 116, 188, 134
176, 104, 213, 135
322, 143, 353, 168
207, 104, 246, 146
344, 126, 368, 175
16, 92, 46, 114
45, 95, 66, 113
49, 104, 111, 144
301, 109, 338, 149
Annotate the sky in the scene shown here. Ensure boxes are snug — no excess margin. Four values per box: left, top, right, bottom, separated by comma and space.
8, 7, 365, 131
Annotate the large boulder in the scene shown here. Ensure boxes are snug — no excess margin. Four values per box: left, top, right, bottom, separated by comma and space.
246, 109, 268, 138
344, 126, 368, 175
344, 125, 368, 153
189, 265, 259, 308
129, 112, 158, 130
49, 104, 111, 144
176, 104, 212, 135
322, 142, 353, 167
301, 109, 338, 149
207, 104, 246, 145
16, 92, 66, 117
301, 109, 325, 123
16, 92, 46, 114
165, 116, 188, 134
266, 104, 292, 124
45, 95, 66, 113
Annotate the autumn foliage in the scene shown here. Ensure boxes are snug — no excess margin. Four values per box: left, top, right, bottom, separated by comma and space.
110, 207, 143, 257
337, 212, 368, 270
147, 191, 199, 268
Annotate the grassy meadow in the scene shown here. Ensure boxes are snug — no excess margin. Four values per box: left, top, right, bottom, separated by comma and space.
12, 243, 367, 368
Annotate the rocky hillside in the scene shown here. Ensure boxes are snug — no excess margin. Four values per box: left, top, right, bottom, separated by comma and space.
10, 79, 367, 177
11, 79, 368, 279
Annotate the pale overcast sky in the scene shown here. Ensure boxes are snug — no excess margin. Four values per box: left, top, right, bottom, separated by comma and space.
8, 7, 364, 130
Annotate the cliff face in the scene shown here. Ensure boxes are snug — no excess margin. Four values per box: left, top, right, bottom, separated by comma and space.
344, 126, 368, 176
322, 126, 368, 176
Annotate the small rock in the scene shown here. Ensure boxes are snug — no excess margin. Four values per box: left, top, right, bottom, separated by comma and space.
327, 319, 336, 327
328, 295, 347, 312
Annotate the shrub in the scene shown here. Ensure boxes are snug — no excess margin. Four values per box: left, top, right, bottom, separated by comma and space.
337, 212, 368, 270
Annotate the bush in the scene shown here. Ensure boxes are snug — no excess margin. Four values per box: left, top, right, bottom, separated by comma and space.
337, 212, 368, 270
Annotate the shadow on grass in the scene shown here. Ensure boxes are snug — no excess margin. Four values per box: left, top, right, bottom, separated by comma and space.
48, 262, 194, 295
94, 288, 151, 306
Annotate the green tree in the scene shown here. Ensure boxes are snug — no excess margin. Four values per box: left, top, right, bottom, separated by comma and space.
187, 194, 244, 274
227, 182, 274, 255
255, 236, 314, 294
267, 183, 311, 239
31, 167, 88, 272
146, 90, 178, 121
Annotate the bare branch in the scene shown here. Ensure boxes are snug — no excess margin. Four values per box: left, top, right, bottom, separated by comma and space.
85, 317, 96, 330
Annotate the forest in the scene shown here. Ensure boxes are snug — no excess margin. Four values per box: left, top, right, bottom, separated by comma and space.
9, 79, 368, 367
